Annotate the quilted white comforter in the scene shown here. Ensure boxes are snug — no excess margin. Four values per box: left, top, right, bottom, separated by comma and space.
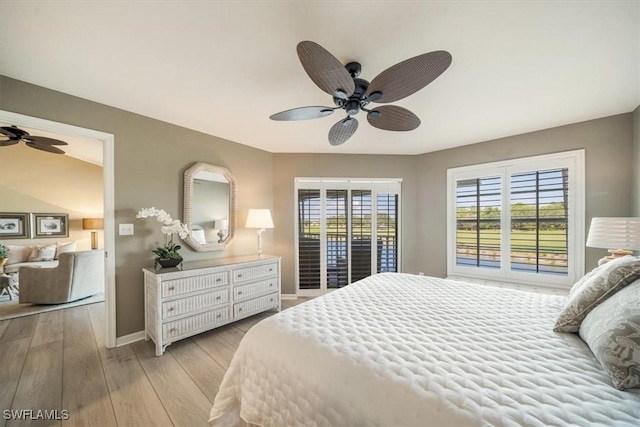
209, 273, 640, 426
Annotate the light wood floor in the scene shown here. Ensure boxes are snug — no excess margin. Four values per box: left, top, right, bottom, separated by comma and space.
0, 298, 307, 427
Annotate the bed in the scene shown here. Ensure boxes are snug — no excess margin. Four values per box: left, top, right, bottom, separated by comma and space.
209, 273, 640, 426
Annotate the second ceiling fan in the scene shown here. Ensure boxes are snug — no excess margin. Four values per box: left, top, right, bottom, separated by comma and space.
270, 41, 452, 146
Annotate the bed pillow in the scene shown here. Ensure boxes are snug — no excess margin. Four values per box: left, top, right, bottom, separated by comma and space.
554, 256, 640, 333
579, 280, 640, 390
5, 245, 33, 265
27, 244, 57, 262
55, 241, 76, 259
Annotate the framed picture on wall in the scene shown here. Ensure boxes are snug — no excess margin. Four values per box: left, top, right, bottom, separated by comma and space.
0, 212, 31, 239
33, 213, 69, 238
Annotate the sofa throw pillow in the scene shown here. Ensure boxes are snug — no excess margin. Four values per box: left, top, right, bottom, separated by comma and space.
28, 244, 57, 262
55, 241, 77, 259
5, 245, 33, 265
579, 280, 640, 390
554, 256, 640, 333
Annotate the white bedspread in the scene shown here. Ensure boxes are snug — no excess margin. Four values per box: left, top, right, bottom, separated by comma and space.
210, 273, 640, 426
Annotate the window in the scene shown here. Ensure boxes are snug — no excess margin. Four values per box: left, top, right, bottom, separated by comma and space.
447, 150, 584, 288
295, 179, 401, 296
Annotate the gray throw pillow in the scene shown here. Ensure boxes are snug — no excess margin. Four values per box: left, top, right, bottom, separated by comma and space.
579, 280, 640, 390
554, 256, 640, 333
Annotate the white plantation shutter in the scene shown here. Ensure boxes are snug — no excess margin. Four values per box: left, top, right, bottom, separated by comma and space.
447, 151, 584, 288
295, 179, 401, 296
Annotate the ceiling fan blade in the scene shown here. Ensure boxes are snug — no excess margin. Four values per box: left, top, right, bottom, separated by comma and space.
367, 106, 420, 131
270, 106, 335, 121
22, 136, 69, 146
0, 126, 24, 140
25, 141, 66, 154
297, 41, 355, 99
328, 117, 358, 146
0, 140, 19, 147
367, 50, 452, 103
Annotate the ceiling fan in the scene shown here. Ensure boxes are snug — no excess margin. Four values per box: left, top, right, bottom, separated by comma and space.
270, 41, 452, 146
0, 125, 68, 154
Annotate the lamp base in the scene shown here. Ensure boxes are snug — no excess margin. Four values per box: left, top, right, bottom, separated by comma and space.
91, 231, 98, 250
597, 249, 634, 266
256, 229, 265, 256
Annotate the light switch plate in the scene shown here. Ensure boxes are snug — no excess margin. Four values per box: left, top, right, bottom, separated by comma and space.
119, 223, 134, 235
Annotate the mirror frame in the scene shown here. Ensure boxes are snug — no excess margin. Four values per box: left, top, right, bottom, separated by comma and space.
183, 162, 237, 252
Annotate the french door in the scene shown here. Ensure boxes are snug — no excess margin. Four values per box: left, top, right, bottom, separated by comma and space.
295, 179, 401, 296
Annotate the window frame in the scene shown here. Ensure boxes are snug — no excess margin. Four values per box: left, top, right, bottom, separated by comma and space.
294, 178, 402, 296
446, 150, 585, 288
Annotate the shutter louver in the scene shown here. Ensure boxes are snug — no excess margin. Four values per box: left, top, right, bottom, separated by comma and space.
510, 168, 569, 275
298, 189, 321, 289
351, 190, 372, 282
455, 176, 501, 269
326, 189, 348, 288
377, 193, 398, 273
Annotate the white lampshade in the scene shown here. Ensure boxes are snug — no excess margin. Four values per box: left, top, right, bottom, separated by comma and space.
587, 217, 640, 250
215, 219, 229, 230
245, 209, 274, 229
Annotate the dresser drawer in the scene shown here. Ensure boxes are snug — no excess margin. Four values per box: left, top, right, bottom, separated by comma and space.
162, 272, 228, 297
234, 292, 279, 317
163, 306, 229, 340
232, 262, 278, 284
234, 277, 278, 302
162, 288, 229, 319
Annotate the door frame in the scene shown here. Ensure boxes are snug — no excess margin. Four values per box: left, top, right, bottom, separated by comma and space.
0, 110, 117, 348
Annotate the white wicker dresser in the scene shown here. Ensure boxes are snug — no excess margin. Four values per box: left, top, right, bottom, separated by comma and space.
143, 254, 281, 356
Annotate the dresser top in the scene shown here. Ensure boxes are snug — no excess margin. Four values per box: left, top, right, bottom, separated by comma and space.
143, 254, 280, 275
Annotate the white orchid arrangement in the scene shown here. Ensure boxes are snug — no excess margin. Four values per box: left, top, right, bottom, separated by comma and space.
136, 207, 189, 259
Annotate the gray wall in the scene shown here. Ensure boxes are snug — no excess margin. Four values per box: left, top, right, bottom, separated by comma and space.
633, 106, 640, 216
2, 75, 637, 337
272, 154, 418, 294
0, 76, 274, 337
416, 113, 634, 276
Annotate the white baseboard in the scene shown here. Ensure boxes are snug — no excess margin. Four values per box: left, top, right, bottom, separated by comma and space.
281, 293, 298, 300
116, 330, 146, 347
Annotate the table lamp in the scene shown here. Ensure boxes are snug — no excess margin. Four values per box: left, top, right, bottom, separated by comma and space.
245, 209, 274, 256
586, 217, 640, 265
82, 218, 104, 250
216, 219, 229, 243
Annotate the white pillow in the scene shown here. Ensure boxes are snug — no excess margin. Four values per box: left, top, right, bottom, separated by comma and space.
5, 245, 33, 265
28, 244, 57, 262
55, 241, 77, 259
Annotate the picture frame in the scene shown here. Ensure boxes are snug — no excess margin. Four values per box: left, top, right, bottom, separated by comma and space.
0, 212, 31, 239
33, 213, 69, 238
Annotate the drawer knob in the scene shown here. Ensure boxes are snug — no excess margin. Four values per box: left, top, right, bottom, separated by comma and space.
168, 286, 175, 291
216, 278, 222, 282
237, 274, 243, 278
170, 328, 176, 332
168, 307, 174, 312
269, 283, 273, 287
270, 298, 274, 302
238, 308, 243, 312
216, 314, 222, 319
216, 296, 221, 300
269, 268, 273, 272
238, 291, 243, 295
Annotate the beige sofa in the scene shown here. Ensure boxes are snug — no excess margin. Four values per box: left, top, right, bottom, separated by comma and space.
3, 241, 77, 273
19, 250, 104, 304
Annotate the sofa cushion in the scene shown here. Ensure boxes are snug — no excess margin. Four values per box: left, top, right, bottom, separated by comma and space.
6, 245, 33, 265
28, 244, 57, 262
4, 260, 59, 273
55, 241, 77, 259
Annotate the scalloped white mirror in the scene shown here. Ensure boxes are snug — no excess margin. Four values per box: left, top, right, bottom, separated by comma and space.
183, 162, 237, 251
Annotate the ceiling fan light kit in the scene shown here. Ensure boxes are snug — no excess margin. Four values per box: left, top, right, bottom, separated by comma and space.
270, 41, 452, 146
0, 125, 68, 154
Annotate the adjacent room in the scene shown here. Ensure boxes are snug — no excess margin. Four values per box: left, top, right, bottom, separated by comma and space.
0, 1, 639, 426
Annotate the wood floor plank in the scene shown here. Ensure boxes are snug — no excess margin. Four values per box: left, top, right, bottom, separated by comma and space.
86, 303, 131, 366
0, 315, 38, 343
63, 306, 93, 349
8, 340, 64, 427
0, 319, 10, 338
232, 311, 272, 333
133, 341, 212, 427
0, 338, 30, 427
192, 330, 238, 370
31, 311, 64, 348
212, 323, 245, 347
102, 349, 173, 427
61, 342, 117, 427
168, 338, 228, 402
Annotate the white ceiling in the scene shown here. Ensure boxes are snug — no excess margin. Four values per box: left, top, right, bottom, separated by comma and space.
1, 1, 638, 155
